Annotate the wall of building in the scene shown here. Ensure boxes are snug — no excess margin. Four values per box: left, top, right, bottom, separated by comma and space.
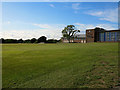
86, 28, 120, 43
61, 38, 86, 43
61, 38, 73, 43
73, 39, 86, 43
99, 31, 120, 42
86, 29, 95, 43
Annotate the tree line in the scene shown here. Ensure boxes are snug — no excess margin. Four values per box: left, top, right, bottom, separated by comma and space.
0, 36, 60, 43
1, 25, 81, 44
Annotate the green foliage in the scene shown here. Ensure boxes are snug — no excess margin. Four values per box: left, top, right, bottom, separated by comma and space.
1, 36, 60, 43
2, 43, 118, 88
23, 39, 31, 43
4, 39, 18, 43
62, 25, 80, 43
31, 38, 37, 43
18, 39, 23, 43
46, 39, 59, 43
38, 36, 47, 43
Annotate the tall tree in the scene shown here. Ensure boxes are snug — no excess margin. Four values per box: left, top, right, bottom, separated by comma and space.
38, 36, 47, 43
62, 25, 80, 43
18, 39, 23, 43
31, 38, 36, 43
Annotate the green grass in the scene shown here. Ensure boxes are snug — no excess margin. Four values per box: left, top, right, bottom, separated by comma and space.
2, 43, 118, 88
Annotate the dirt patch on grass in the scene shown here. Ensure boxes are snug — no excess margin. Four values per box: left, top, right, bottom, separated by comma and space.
76, 61, 118, 88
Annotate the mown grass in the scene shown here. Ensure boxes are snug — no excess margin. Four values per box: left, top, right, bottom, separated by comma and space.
2, 43, 119, 88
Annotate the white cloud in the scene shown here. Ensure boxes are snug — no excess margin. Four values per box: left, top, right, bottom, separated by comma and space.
33, 24, 52, 29
1, 23, 117, 40
49, 4, 55, 8
1, 24, 66, 40
1, 29, 62, 40
95, 24, 117, 30
74, 23, 117, 33
88, 11, 103, 16
74, 23, 95, 32
86, 8, 118, 23
72, 3, 80, 10
6, 21, 11, 24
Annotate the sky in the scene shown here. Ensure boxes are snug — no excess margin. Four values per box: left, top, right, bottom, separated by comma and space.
1, 2, 118, 40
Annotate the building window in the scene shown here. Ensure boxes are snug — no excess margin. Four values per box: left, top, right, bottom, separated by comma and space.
117, 32, 120, 41
100, 32, 104, 41
106, 32, 110, 41
111, 32, 115, 41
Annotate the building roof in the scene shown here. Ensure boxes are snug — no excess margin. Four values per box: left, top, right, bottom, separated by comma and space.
104, 29, 120, 32
86, 27, 120, 32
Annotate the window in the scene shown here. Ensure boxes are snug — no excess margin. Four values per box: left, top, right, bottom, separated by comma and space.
106, 32, 110, 41
117, 32, 120, 41
100, 32, 104, 41
111, 32, 115, 41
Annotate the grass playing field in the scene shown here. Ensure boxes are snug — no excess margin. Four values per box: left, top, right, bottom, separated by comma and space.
2, 43, 119, 88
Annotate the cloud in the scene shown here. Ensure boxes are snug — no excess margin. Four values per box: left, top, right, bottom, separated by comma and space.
33, 24, 52, 29
95, 24, 117, 30
1, 24, 66, 40
6, 21, 11, 24
72, 3, 80, 10
49, 4, 55, 8
1, 23, 117, 40
74, 23, 117, 33
7, 21, 11, 24
86, 8, 118, 23
74, 23, 95, 32
88, 11, 103, 16
1, 29, 62, 40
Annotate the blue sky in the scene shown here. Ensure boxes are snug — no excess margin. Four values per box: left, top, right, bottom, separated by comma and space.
2, 2, 118, 39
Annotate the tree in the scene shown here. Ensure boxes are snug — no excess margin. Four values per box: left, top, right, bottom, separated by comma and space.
46, 39, 59, 43
0, 38, 4, 43
24, 39, 31, 43
4, 39, 17, 43
18, 39, 23, 43
31, 38, 36, 43
38, 36, 47, 43
62, 25, 80, 43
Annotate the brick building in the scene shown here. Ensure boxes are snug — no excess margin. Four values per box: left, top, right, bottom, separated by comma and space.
86, 27, 120, 43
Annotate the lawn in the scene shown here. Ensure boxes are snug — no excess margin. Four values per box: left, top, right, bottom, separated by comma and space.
2, 43, 119, 88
